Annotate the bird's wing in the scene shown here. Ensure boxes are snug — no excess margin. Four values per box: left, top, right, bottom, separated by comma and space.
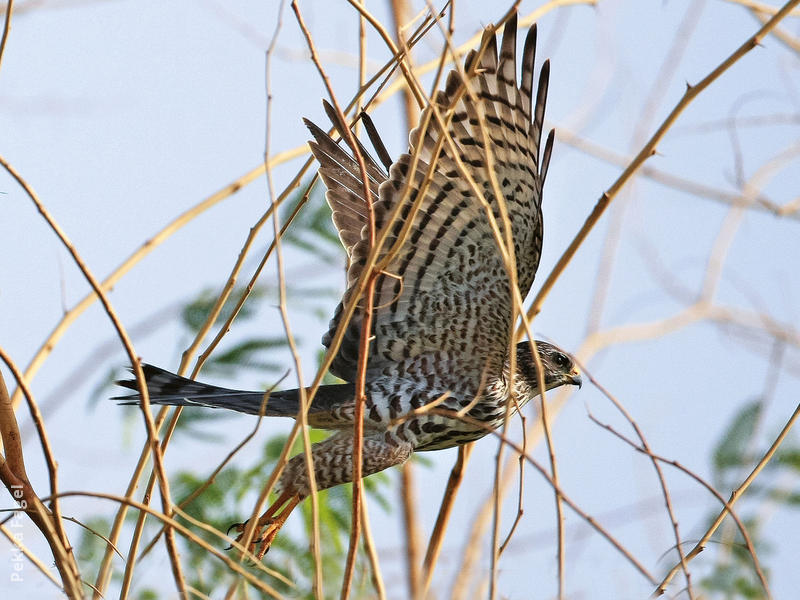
310, 15, 553, 384
305, 103, 389, 258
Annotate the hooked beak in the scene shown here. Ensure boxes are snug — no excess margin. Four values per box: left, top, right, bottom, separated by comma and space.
568, 368, 582, 389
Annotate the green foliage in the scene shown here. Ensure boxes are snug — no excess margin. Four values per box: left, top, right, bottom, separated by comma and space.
200, 337, 291, 377
702, 563, 770, 600
712, 401, 762, 483
699, 399, 800, 599
157, 430, 392, 598
83, 180, 396, 598
75, 517, 115, 566
279, 180, 342, 264
178, 284, 291, 381
181, 285, 268, 333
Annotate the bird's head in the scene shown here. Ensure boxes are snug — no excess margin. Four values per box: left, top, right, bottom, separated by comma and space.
514, 340, 582, 392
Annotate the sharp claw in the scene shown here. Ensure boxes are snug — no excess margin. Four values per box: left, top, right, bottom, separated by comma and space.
224, 493, 301, 559
226, 520, 246, 537
226, 518, 269, 553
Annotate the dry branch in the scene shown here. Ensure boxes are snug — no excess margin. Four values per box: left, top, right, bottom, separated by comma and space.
0, 154, 187, 596
0, 356, 82, 598
528, 0, 800, 321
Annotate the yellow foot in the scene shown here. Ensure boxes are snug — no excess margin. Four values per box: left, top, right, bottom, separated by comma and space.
228, 492, 302, 559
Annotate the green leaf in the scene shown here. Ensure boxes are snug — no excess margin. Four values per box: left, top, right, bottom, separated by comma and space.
775, 447, 800, 471
202, 337, 289, 377
713, 400, 762, 474
75, 517, 112, 565
780, 491, 800, 506
701, 563, 769, 599
92, 175, 418, 597
280, 179, 344, 264
181, 285, 267, 333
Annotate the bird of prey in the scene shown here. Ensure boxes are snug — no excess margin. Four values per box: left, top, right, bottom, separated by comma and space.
116, 13, 581, 558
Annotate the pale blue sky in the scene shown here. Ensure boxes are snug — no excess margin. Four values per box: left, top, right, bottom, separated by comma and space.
2, 1, 800, 598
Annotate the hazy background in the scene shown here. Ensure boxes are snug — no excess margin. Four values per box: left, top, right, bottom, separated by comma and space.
2, 0, 800, 598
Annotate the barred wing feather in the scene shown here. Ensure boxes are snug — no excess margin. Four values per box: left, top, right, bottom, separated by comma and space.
306, 15, 553, 389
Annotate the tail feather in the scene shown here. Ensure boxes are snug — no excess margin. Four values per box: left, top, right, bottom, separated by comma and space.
113, 364, 354, 418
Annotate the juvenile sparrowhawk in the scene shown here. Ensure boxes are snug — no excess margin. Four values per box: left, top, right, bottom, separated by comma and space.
116, 13, 581, 556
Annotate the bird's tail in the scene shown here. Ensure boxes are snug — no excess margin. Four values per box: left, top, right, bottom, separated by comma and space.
113, 364, 356, 420
113, 364, 298, 417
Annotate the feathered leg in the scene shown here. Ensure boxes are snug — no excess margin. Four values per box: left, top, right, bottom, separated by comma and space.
232, 432, 413, 557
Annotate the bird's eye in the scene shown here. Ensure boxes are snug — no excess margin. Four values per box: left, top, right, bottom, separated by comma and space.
554, 353, 569, 368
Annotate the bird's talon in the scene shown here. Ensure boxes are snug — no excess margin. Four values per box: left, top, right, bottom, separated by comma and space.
226, 520, 246, 537
224, 515, 281, 558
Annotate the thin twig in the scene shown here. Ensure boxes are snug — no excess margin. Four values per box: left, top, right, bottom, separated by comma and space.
412, 408, 658, 584
262, 3, 326, 597
359, 497, 387, 600
93, 406, 172, 597
653, 397, 800, 594
528, 341, 565, 598
54, 490, 285, 599
344, 0, 426, 109
724, 0, 800, 16
583, 367, 696, 597
62, 515, 124, 560
290, 5, 384, 600
421, 443, 473, 596
528, 0, 800, 322
0, 0, 12, 73
586, 413, 771, 598
0, 356, 82, 598
497, 421, 526, 557
0, 522, 63, 589
389, 1, 423, 597
0, 154, 186, 597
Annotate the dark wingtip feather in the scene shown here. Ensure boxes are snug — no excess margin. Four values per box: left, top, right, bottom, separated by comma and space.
505, 11, 518, 31
541, 129, 555, 185
302, 117, 322, 137
463, 48, 478, 73
322, 100, 349, 145
501, 13, 518, 64
539, 58, 551, 83
484, 27, 499, 70
360, 110, 393, 173
521, 23, 538, 117
534, 59, 551, 151
110, 395, 140, 405
321, 98, 336, 119
304, 120, 337, 162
